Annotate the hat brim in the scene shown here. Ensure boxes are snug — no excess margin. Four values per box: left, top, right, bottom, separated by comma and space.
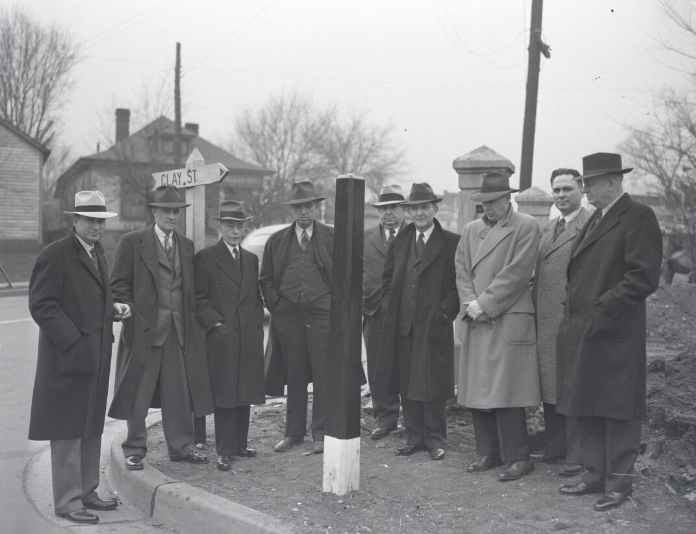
470, 189, 518, 203
574, 168, 633, 181
282, 196, 325, 205
213, 215, 254, 222
64, 210, 118, 218
402, 197, 443, 206
372, 199, 405, 207
146, 202, 191, 208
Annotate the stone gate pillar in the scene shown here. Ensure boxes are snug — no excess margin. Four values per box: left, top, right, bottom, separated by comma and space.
453, 146, 515, 232
515, 186, 553, 225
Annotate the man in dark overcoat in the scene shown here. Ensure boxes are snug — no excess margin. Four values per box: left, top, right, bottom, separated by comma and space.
363, 184, 407, 440
557, 153, 662, 511
531, 168, 589, 477
28, 191, 125, 524
109, 185, 214, 470
194, 200, 266, 471
260, 181, 334, 454
374, 182, 460, 461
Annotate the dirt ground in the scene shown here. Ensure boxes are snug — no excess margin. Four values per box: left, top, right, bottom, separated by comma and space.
147, 281, 696, 534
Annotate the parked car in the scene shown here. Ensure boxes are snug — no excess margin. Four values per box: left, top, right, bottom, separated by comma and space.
241, 223, 289, 265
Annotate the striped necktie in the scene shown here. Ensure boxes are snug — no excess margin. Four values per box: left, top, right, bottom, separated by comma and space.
89, 247, 100, 275
300, 230, 309, 250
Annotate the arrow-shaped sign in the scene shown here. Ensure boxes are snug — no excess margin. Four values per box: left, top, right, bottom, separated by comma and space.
152, 158, 229, 190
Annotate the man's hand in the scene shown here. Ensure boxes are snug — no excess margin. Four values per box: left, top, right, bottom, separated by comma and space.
465, 300, 483, 320
113, 303, 131, 321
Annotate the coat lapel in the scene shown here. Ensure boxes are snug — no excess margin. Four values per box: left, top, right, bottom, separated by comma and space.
572, 200, 627, 259
75, 238, 103, 286
391, 225, 413, 291
273, 224, 295, 284
239, 247, 255, 300
215, 240, 241, 285
471, 224, 513, 271
419, 221, 444, 273
137, 225, 160, 284
369, 226, 387, 258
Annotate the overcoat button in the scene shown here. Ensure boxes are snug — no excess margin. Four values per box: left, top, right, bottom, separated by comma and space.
235, 326, 240, 331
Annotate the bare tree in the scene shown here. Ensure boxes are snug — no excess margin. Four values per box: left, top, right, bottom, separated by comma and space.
229, 92, 333, 225
621, 0, 696, 283
0, 5, 79, 146
228, 92, 407, 225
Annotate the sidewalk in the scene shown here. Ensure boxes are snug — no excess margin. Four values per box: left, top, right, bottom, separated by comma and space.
24, 410, 293, 534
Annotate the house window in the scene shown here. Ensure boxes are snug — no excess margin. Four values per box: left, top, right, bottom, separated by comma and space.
120, 184, 147, 220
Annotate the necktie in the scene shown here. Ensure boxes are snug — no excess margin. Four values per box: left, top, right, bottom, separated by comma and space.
554, 218, 566, 241
232, 246, 239, 268
388, 229, 395, 244
300, 230, 309, 250
588, 209, 602, 233
164, 233, 172, 258
89, 247, 100, 275
416, 232, 425, 258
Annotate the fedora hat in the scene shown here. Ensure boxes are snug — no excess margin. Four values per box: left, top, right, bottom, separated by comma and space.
576, 152, 633, 181
402, 183, 443, 206
470, 172, 519, 203
372, 184, 406, 207
212, 200, 253, 222
64, 191, 117, 218
146, 185, 191, 208
282, 181, 325, 205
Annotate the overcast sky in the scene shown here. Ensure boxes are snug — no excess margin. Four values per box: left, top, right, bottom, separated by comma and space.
9, 0, 695, 195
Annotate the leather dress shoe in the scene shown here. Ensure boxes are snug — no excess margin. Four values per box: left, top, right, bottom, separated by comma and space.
181, 450, 208, 464
558, 463, 583, 477
125, 455, 144, 471
467, 455, 502, 472
498, 459, 535, 481
217, 455, 232, 471
238, 447, 257, 457
594, 490, 632, 511
429, 448, 445, 461
84, 497, 118, 511
559, 482, 604, 495
61, 508, 99, 524
394, 444, 425, 456
313, 441, 324, 454
274, 437, 304, 452
371, 426, 397, 440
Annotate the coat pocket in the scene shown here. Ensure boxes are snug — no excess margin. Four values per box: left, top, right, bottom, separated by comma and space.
588, 305, 627, 341
56, 335, 95, 376
121, 315, 135, 347
503, 312, 536, 345
428, 310, 450, 343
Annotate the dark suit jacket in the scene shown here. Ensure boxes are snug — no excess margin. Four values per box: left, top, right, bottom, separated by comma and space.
194, 240, 265, 407
109, 225, 214, 419
556, 194, 663, 420
260, 221, 334, 395
362, 222, 406, 316
374, 219, 460, 402
28, 230, 114, 440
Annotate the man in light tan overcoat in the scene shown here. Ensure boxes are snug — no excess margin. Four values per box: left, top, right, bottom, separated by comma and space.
456, 172, 541, 481
531, 169, 589, 477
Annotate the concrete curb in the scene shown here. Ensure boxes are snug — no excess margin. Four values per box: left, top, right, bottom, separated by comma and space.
109, 422, 294, 534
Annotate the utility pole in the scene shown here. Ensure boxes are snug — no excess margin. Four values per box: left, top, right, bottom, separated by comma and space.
519, 0, 550, 192
174, 42, 182, 167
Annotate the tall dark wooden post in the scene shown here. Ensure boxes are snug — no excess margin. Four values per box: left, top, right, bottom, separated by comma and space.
323, 174, 364, 495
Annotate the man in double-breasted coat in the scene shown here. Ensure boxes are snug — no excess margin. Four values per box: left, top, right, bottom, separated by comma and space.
374, 183, 460, 461
261, 181, 334, 454
531, 168, 589, 477
194, 200, 265, 471
363, 184, 407, 440
28, 191, 126, 524
557, 153, 662, 511
456, 172, 541, 481
109, 185, 214, 470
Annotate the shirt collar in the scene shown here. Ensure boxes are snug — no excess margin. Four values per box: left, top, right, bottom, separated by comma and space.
599, 192, 626, 217
415, 223, 435, 243
560, 206, 582, 224
383, 225, 400, 240
295, 222, 314, 240
224, 241, 239, 256
154, 223, 174, 246
75, 232, 94, 254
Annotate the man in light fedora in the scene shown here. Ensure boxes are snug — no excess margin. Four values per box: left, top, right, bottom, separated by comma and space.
556, 153, 662, 511
28, 191, 127, 524
109, 185, 214, 470
260, 181, 334, 454
373, 183, 460, 461
363, 184, 407, 439
194, 201, 265, 471
456, 172, 541, 481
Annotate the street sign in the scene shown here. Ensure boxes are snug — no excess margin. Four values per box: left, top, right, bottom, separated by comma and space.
151, 148, 228, 190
